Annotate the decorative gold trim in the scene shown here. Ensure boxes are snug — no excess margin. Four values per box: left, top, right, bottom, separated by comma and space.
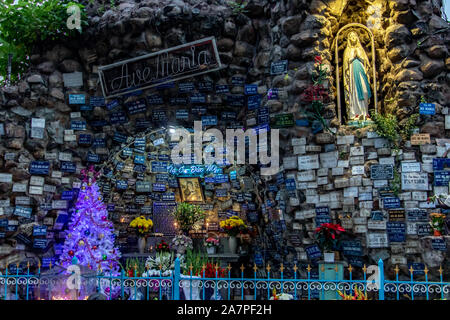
334, 23, 378, 123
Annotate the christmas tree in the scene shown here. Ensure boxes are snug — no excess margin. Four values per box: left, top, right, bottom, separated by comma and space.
59, 166, 121, 273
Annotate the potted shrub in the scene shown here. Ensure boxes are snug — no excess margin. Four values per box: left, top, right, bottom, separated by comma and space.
314, 223, 345, 262
171, 203, 206, 236
219, 216, 247, 254
155, 239, 170, 253
429, 213, 446, 236
171, 235, 193, 255
181, 250, 208, 300
129, 216, 153, 253
204, 237, 220, 254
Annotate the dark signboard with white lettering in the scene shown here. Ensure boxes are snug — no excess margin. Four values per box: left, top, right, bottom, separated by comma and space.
98, 37, 222, 98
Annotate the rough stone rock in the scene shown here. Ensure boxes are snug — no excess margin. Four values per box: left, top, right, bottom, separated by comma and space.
217, 38, 235, 52
384, 24, 412, 49
420, 59, 445, 78
27, 74, 45, 85
58, 59, 82, 73
2, 86, 19, 99
11, 106, 32, 118
389, 0, 409, 11
5, 123, 26, 138
290, 30, 319, 47
37, 61, 56, 74
281, 15, 302, 36
395, 9, 419, 25
286, 44, 302, 61
294, 62, 314, 80
429, 14, 448, 30
49, 71, 63, 88
388, 44, 411, 62
49, 88, 65, 101
300, 14, 328, 31
18, 81, 30, 94
254, 51, 270, 68
55, 102, 71, 113
233, 41, 254, 57
427, 45, 448, 59
10, 167, 30, 181
44, 45, 73, 63
289, 80, 309, 94
402, 59, 421, 68
224, 18, 237, 37
395, 68, 423, 82
6, 138, 25, 150
236, 23, 256, 44
420, 121, 445, 137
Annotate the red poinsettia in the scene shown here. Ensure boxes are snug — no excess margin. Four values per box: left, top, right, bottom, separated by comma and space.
315, 223, 345, 251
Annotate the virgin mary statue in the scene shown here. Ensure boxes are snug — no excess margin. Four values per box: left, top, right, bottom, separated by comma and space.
343, 31, 372, 121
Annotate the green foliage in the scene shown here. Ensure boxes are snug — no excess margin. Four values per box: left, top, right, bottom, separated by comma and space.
183, 250, 217, 276
400, 113, 420, 141
301, 56, 334, 134
370, 111, 400, 145
171, 203, 206, 234
125, 257, 146, 275
370, 111, 420, 149
0, 0, 87, 83
391, 166, 401, 197
227, 1, 249, 15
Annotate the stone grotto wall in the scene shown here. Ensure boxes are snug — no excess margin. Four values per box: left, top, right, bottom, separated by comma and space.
0, 0, 449, 281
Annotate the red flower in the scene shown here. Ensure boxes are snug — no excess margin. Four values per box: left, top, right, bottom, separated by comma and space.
301, 84, 329, 103
314, 55, 322, 64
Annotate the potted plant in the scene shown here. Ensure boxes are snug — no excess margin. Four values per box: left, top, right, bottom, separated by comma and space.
171, 202, 206, 235
181, 250, 208, 300
143, 252, 186, 299
429, 213, 446, 236
204, 237, 220, 255
129, 216, 153, 253
199, 262, 226, 300
171, 235, 193, 255
314, 223, 345, 262
155, 240, 170, 253
219, 216, 247, 254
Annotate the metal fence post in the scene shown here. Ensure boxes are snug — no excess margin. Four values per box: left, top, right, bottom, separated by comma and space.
378, 259, 385, 300
173, 257, 180, 300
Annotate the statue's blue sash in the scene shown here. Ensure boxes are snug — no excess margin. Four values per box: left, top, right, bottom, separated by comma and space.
352, 58, 372, 101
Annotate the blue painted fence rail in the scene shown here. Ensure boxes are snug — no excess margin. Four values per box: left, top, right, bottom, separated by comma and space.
0, 259, 448, 300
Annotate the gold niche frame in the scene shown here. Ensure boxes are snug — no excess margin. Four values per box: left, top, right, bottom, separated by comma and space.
334, 23, 378, 123
178, 177, 205, 203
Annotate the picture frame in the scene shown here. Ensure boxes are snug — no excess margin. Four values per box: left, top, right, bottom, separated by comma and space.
178, 177, 205, 203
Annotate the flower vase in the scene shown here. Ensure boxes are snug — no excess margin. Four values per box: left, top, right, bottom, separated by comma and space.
228, 236, 238, 254
324, 252, 335, 263
180, 275, 201, 300
138, 237, 146, 254
206, 246, 216, 255
434, 230, 442, 236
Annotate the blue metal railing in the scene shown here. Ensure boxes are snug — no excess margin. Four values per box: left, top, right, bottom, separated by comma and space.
0, 259, 448, 300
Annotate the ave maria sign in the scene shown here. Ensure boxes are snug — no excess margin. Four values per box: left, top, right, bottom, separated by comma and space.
98, 37, 223, 99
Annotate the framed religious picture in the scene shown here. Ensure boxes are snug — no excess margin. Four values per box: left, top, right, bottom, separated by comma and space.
178, 178, 205, 203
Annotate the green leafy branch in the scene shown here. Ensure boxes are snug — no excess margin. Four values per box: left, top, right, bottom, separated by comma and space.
228, 1, 249, 15
0, 0, 87, 84
369, 111, 419, 150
